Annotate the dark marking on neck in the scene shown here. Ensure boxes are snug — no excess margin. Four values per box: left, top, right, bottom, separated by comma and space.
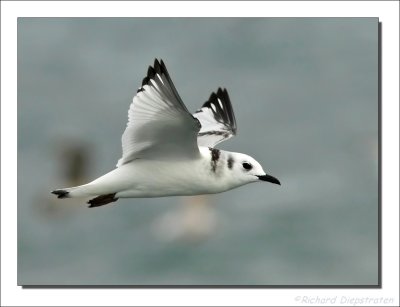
227, 155, 234, 169
209, 147, 220, 173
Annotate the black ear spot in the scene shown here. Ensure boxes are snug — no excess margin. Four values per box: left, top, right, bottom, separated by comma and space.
242, 162, 252, 171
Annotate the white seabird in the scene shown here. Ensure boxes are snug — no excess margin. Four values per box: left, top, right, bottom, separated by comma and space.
52, 59, 280, 208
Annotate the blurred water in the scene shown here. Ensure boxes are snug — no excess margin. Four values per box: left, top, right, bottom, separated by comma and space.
18, 18, 378, 285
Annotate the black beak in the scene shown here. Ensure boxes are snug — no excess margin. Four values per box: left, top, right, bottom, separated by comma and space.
257, 174, 281, 185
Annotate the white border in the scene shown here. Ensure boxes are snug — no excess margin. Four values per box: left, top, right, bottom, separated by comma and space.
1, 1, 399, 306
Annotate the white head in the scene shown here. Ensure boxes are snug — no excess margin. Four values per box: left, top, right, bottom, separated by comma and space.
226, 152, 280, 188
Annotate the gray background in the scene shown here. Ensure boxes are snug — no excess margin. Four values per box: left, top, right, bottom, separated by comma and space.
18, 18, 378, 286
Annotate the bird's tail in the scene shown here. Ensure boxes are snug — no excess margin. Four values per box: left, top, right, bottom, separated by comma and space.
52, 189, 71, 199
51, 185, 119, 208
51, 184, 94, 199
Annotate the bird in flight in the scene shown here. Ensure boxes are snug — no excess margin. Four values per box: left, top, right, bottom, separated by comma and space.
52, 59, 280, 208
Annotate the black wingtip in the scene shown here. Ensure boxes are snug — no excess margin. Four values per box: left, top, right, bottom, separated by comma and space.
202, 87, 237, 135
145, 59, 166, 82
147, 65, 156, 79
153, 58, 161, 73
160, 59, 166, 69
138, 59, 164, 91
141, 76, 150, 86
51, 189, 69, 199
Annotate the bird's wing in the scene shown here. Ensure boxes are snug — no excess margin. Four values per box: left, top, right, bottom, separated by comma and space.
117, 59, 201, 167
192, 88, 237, 148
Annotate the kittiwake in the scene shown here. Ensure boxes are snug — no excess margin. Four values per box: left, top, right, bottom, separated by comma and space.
52, 59, 280, 208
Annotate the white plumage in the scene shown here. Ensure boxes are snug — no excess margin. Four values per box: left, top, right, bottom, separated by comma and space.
52, 59, 280, 208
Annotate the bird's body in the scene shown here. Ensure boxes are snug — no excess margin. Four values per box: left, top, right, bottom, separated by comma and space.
62, 148, 251, 198
52, 59, 280, 207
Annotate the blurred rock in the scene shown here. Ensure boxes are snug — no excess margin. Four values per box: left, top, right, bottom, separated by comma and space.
34, 139, 92, 219
152, 195, 218, 243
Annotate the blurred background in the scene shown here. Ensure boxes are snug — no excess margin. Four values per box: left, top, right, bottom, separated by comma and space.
18, 18, 378, 286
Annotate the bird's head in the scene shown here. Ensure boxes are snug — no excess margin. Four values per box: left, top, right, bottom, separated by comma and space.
227, 152, 280, 186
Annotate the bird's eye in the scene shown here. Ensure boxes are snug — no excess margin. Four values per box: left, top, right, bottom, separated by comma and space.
242, 162, 252, 170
